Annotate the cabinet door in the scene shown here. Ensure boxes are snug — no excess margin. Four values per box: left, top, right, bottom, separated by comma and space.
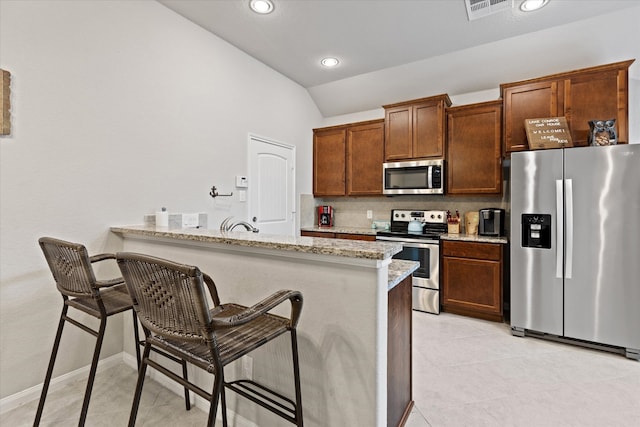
347, 121, 384, 196
414, 101, 445, 159
384, 106, 413, 161
565, 68, 629, 146
313, 128, 346, 196
442, 256, 502, 316
441, 241, 503, 321
503, 80, 562, 154
446, 102, 502, 195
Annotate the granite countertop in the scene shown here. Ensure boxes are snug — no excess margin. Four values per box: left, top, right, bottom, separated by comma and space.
300, 226, 377, 236
301, 226, 508, 244
440, 233, 508, 244
112, 225, 402, 260
388, 260, 419, 290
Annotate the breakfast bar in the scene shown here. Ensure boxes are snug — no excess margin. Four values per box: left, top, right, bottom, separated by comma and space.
111, 225, 416, 427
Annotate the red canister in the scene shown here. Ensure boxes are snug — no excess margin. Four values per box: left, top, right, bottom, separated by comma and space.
317, 205, 334, 227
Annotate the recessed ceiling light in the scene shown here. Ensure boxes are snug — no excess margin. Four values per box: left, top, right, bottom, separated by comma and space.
321, 57, 340, 68
520, 0, 549, 12
250, 0, 274, 14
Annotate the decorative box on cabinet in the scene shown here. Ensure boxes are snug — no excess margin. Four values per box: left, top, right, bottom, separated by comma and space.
313, 119, 384, 197
441, 240, 504, 322
446, 100, 502, 195
383, 94, 451, 161
501, 59, 633, 155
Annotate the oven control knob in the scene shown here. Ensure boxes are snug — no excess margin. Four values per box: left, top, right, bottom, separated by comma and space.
430, 214, 435, 219
400, 213, 405, 218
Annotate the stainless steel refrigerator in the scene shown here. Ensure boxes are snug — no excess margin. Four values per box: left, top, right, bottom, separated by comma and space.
510, 144, 640, 360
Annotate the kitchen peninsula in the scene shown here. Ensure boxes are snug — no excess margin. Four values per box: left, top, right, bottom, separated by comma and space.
111, 225, 416, 427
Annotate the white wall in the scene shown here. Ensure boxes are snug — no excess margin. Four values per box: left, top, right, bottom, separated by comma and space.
2, 0, 639, 405
0, 0, 321, 399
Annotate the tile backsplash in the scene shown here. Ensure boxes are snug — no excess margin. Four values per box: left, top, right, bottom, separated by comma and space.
303, 164, 512, 235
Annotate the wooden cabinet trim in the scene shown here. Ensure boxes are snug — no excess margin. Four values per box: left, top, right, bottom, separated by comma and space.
382, 93, 452, 110
499, 59, 635, 93
312, 118, 384, 133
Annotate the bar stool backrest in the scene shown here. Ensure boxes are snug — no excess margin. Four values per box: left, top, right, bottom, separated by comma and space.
117, 252, 215, 344
39, 237, 97, 298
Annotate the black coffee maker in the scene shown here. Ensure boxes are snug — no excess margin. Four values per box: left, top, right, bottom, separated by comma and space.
479, 208, 505, 236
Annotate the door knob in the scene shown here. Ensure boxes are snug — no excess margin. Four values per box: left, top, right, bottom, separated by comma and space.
252, 217, 257, 222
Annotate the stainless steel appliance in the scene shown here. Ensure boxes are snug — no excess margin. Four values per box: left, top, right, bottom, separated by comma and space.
511, 144, 640, 360
479, 208, 505, 236
376, 209, 447, 314
383, 159, 444, 195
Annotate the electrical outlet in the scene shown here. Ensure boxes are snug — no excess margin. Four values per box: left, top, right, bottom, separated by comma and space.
241, 355, 253, 380
366, 210, 373, 219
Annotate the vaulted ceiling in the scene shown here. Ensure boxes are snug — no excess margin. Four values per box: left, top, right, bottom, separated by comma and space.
158, 0, 640, 117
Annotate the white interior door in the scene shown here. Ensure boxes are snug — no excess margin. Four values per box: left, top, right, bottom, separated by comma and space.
248, 135, 295, 236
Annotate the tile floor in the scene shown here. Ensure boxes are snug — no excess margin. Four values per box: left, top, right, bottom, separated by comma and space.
2, 312, 639, 426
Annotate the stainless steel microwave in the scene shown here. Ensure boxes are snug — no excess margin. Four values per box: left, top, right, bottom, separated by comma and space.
383, 159, 444, 195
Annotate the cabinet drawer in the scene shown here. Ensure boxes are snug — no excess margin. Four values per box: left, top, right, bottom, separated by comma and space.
335, 233, 376, 241
442, 240, 501, 261
301, 231, 335, 238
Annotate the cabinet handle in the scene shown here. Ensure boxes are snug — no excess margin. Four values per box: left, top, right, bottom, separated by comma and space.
556, 180, 564, 279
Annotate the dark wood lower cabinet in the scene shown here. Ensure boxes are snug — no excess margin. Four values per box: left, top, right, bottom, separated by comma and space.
441, 240, 504, 322
388, 276, 413, 427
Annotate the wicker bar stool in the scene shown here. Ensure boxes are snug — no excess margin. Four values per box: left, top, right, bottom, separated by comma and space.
34, 237, 190, 426
116, 252, 304, 427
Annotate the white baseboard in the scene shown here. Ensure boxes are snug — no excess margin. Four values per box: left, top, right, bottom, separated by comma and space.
1, 351, 256, 427
0, 352, 123, 415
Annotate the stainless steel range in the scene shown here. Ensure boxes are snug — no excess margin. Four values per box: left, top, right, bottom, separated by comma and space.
376, 209, 447, 314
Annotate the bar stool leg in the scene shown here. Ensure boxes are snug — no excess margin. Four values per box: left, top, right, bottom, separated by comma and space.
33, 305, 68, 427
181, 360, 191, 410
128, 342, 151, 427
291, 329, 304, 427
78, 316, 107, 426
220, 384, 228, 427
131, 312, 141, 369
208, 371, 224, 427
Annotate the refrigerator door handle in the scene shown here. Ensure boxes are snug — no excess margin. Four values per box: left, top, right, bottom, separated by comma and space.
565, 179, 573, 279
556, 179, 564, 279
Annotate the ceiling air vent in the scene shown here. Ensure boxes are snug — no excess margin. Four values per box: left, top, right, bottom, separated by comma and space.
465, 0, 513, 21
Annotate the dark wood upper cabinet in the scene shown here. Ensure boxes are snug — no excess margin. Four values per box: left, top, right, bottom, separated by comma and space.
313, 127, 346, 196
501, 59, 633, 156
446, 100, 502, 195
313, 119, 384, 197
346, 120, 385, 196
383, 94, 451, 161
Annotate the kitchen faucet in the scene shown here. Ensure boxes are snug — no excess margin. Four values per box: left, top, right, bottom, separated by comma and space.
220, 216, 259, 233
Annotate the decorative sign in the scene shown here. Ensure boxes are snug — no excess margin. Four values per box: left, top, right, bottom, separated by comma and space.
524, 117, 573, 150
1, 69, 10, 135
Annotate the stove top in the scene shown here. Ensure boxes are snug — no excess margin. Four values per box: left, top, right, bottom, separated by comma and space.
376, 209, 448, 241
